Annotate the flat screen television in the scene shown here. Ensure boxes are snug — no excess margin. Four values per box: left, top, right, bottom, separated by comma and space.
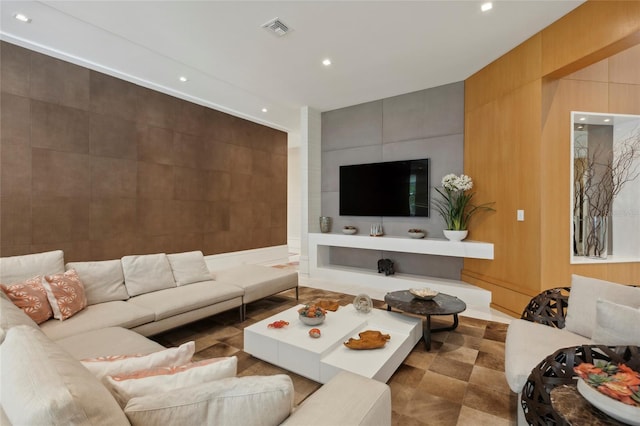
339, 159, 430, 217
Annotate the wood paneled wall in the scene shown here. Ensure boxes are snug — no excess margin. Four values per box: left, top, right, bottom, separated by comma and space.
0, 42, 288, 262
463, 1, 640, 316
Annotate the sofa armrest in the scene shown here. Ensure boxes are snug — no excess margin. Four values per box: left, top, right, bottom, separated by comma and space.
520, 287, 571, 329
281, 371, 391, 426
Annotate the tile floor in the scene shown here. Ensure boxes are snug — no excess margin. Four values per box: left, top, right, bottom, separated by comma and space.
151, 286, 517, 426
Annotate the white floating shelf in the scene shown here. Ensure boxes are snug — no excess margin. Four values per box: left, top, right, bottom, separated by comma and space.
308, 233, 494, 260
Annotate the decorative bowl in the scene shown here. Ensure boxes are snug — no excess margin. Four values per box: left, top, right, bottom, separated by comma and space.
353, 294, 373, 313
408, 230, 425, 239
577, 379, 640, 426
409, 287, 438, 300
299, 314, 325, 326
342, 226, 357, 235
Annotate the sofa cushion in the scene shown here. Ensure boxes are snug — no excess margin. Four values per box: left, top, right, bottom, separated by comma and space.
124, 374, 293, 426
105, 357, 238, 407
0, 325, 129, 426
0, 250, 64, 283
565, 274, 640, 338
56, 327, 165, 360
215, 264, 298, 304
121, 253, 176, 297
1, 276, 53, 324
505, 319, 590, 393
42, 269, 88, 321
39, 301, 154, 341
82, 341, 195, 380
66, 260, 129, 305
591, 299, 640, 346
128, 281, 244, 321
281, 370, 390, 426
167, 251, 214, 286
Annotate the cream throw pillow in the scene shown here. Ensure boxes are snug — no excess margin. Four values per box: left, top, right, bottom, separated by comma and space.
591, 299, 640, 346
81, 341, 195, 379
104, 356, 237, 407
124, 375, 294, 426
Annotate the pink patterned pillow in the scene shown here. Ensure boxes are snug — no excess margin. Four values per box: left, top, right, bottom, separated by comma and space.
42, 269, 88, 320
1, 276, 53, 324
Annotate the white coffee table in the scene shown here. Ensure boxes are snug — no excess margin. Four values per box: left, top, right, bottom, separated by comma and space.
244, 304, 421, 384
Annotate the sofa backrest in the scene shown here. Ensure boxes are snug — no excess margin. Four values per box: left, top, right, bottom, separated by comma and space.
565, 274, 640, 339
166, 251, 214, 286
66, 260, 129, 305
121, 254, 176, 297
0, 250, 64, 283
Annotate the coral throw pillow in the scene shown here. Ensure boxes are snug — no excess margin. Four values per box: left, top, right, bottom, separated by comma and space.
42, 269, 87, 321
1, 276, 53, 324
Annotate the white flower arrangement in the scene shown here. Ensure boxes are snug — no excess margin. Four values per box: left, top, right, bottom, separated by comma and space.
433, 174, 494, 231
441, 174, 473, 192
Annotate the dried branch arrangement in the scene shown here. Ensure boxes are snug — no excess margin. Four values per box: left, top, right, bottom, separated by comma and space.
574, 127, 640, 257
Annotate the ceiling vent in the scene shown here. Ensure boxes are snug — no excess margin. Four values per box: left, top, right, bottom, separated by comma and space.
261, 18, 291, 37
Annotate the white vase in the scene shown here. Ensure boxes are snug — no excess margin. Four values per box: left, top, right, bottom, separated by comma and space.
443, 230, 468, 241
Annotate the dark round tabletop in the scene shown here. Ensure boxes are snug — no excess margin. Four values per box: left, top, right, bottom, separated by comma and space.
384, 290, 466, 316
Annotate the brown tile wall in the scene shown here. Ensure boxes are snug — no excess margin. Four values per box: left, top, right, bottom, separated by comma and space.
0, 41, 287, 262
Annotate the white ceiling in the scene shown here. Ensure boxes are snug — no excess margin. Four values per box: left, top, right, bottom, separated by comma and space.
0, 1, 584, 133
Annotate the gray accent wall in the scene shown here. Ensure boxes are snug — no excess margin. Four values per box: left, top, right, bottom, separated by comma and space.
321, 82, 465, 279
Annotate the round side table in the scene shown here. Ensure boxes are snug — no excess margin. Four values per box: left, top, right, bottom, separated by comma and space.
384, 290, 466, 351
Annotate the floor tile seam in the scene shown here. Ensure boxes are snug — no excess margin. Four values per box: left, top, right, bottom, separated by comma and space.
460, 382, 515, 421
417, 372, 470, 405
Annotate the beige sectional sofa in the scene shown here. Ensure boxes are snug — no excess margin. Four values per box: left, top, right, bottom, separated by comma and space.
2, 249, 296, 340
0, 249, 392, 425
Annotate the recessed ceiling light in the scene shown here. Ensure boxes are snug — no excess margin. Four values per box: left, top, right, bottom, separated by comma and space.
179, 76, 188, 82
322, 59, 332, 66
603, 118, 611, 122
261, 108, 268, 113
481, 2, 493, 12
14, 13, 31, 23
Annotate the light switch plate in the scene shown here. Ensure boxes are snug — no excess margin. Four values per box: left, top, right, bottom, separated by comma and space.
517, 210, 525, 221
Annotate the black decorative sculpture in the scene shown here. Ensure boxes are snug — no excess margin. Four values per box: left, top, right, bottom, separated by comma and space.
377, 259, 395, 276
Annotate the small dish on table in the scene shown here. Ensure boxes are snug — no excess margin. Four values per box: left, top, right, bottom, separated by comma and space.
342, 226, 357, 235
409, 287, 438, 300
408, 229, 425, 239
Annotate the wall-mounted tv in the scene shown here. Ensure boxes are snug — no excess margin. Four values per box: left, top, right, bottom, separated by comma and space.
339, 159, 429, 217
